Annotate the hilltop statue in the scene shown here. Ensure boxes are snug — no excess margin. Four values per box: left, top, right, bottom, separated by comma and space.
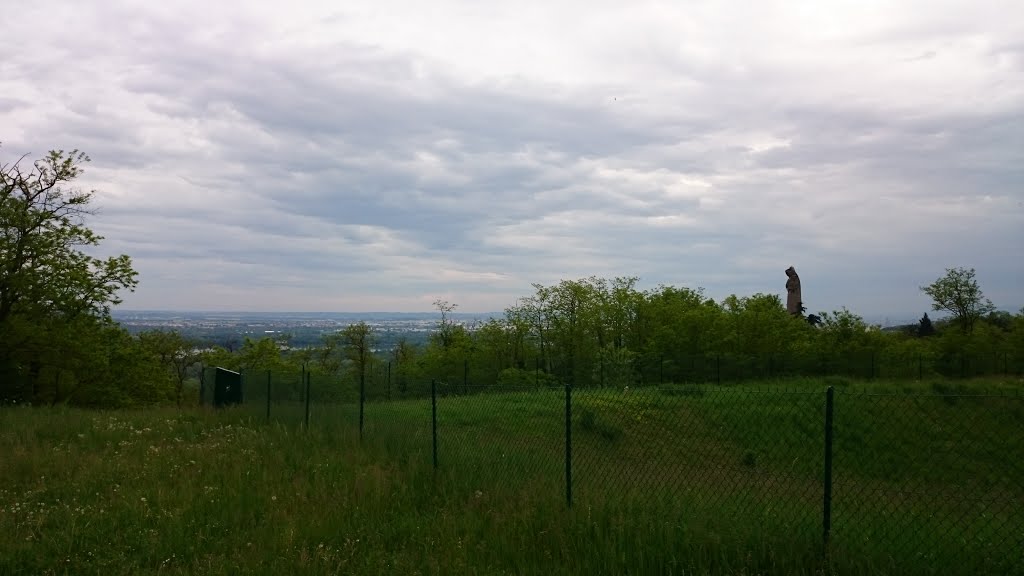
785, 266, 803, 316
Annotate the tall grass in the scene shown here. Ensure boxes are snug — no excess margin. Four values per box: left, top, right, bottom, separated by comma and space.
1, 376, 1021, 575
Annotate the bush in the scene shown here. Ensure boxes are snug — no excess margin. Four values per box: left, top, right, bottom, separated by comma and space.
497, 367, 560, 388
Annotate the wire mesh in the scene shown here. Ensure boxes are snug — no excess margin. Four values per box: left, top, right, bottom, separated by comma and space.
434, 382, 565, 500
830, 390, 1024, 575
572, 384, 825, 557
628, 351, 1024, 384
194, 362, 1023, 574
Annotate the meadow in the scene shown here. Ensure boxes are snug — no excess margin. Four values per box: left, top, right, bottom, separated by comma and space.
1, 376, 1022, 575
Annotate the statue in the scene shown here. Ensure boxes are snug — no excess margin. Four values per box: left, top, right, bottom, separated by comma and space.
785, 266, 802, 316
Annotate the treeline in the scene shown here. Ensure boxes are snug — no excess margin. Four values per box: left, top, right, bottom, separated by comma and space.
198, 274, 1024, 403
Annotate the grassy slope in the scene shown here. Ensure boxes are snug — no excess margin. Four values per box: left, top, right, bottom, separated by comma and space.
1, 377, 1021, 575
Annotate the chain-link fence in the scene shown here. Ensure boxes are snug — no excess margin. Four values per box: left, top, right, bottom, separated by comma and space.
631, 350, 1023, 384
199, 366, 1023, 574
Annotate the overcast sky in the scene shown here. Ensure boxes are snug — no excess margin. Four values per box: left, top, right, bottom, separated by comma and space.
2, 0, 1022, 321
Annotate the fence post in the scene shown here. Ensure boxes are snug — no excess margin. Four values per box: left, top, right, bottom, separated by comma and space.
918, 353, 923, 380
869, 351, 875, 380
266, 370, 271, 422
535, 356, 540, 387
198, 365, 205, 406
304, 371, 311, 430
431, 379, 438, 470
565, 382, 573, 508
387, 361, 392, 401
822, 386, 835, 559
960, 353, 966, 378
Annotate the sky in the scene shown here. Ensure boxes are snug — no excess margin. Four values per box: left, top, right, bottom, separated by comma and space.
2, 0, 1022, 322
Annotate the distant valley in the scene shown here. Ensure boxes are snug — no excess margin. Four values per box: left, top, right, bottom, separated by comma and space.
111, 310, 501, 351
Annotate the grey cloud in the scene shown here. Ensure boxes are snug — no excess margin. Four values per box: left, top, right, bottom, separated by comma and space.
2, 0, 1022, 314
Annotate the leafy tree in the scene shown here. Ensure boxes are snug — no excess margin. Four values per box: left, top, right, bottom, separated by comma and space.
342, 321, 375, 397
312, 332, 344, 374
818, 308, 865, 338
236, 337, 288, 373
983, 310, 1014, 331
199, 346, 240, 372
921, 267, 995, 334
432, 299, 460, 350
391, 336, 418, 394
138, 329, 200, 406
1, 146, 138, 402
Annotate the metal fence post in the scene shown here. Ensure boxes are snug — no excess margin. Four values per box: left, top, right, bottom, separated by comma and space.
869, 351, 875, 380
716, 355, 721, 385
304, 371, 311, 430
822, 386, 835, 558
266, 370, 271, 422
387, 361, 392, 401
431, 379, 438, 470
198, 365, 205, 406
918, 353, 923, 380
565, 382, 573, 508
463, 359, 469, 394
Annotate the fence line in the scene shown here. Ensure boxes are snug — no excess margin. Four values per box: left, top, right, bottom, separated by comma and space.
199, 365, 1023, 575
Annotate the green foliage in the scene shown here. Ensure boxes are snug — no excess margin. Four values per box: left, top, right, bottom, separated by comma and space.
179, 269, 1021, 399
137, 329, 199, 406
921, 267, 996, 334
496, 367, 559, 388
341, 321, 375, 388
918, 312, 936, 337
1, 146, 153, 405
594, 345, 638, 388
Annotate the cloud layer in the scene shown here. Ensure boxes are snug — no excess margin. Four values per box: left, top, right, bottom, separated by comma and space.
3, 0, 1022, 321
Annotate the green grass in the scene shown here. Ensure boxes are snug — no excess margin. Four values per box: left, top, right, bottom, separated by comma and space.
1, 377, 1021, 575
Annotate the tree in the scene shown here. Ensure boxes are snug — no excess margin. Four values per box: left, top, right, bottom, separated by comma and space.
1, 146, 138, 400
342, 321, 375, 398
391, 336, 417, 394
917, 313, 936, 337
921, 267, 995, 334
138, 330, 199, 406
432, 299, 460, 350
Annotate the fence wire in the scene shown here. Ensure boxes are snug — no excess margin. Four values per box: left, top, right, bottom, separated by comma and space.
199, 366, 1023, 575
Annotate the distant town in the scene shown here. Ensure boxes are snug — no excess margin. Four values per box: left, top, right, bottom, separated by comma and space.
111, 310, 500, 351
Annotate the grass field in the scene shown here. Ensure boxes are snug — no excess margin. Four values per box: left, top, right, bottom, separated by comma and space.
2, 377, 1022, 575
